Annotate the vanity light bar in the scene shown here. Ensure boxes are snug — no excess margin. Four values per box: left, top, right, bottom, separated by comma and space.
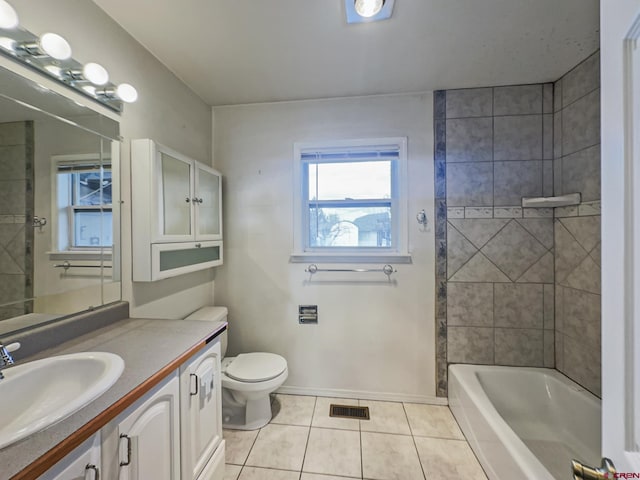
0, 2, 137, 112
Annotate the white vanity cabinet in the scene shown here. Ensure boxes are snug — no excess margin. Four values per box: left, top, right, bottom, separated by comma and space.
39, 434, 101, 480
180, 340, 224, 480
131, 139, 223, 281
116, 371, 181, 480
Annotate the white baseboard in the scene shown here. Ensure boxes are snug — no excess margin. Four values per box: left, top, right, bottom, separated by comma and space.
276, 385, 448, 405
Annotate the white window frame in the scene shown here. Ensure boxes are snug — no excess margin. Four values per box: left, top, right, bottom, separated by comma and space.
50, 153, 113, 259
291, 137, 410, 263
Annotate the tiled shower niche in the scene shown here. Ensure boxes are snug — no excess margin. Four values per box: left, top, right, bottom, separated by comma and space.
0, 121, 34, 321
435, 51, 601, 398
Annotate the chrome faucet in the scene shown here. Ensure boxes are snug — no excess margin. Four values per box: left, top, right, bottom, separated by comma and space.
0, 341, 17, 380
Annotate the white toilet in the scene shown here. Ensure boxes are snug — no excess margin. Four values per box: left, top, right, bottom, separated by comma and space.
185, 306, 288, 430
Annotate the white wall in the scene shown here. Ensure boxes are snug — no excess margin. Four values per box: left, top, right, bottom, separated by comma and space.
11, 0, 215, 319
213, 94, 437, 401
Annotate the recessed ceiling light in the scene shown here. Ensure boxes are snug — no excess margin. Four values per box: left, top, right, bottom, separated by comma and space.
355, 0, 384, 18
345, 0, 394, 24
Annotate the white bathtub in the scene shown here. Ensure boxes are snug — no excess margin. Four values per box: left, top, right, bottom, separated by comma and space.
448, 364, 601, 480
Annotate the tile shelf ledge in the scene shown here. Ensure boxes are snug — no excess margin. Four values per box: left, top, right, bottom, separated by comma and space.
521, 193, 581, 208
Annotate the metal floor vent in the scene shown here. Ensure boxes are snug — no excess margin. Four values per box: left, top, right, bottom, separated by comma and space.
329, 404, 370, 420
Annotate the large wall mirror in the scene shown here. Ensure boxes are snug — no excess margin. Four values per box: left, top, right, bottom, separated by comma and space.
0, 62, 120, 336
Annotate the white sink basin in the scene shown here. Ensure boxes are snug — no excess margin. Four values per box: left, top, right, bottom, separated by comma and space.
0, 351, 124, 449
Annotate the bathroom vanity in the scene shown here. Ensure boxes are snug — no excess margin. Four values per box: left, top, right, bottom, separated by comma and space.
0, 303, 227, 480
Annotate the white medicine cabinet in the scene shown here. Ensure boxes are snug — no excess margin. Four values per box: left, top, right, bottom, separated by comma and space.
132, 139, 223, 281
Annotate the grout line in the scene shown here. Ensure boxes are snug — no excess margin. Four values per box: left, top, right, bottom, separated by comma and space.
298, 396, 317, 479
358, 398, 364, 479
560, 140, 601, 160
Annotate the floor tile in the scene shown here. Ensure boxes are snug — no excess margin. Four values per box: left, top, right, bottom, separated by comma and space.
238, 466, 301, 480
246, 424, 309, 471
301, 474, 358, 480
361, 432, 425, 480
224, 429, 259, 465
414, 437, 487, 480
224, 464, 242, 480
271, 394, 317, 426
303, 427, 361, 478
360, 400, 411, 435
403, 404, 464, 439
311, 397, 360, 430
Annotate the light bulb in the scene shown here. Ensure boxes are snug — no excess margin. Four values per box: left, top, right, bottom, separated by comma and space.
354, 0, 384, 17
83, 62, 109, 85
39, 33, 71, 60
0, 36, 15, 51
0, 0, 18, 29
116, 83, 137, 103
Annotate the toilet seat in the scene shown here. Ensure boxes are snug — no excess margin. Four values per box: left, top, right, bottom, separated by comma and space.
223, 353, 287, 383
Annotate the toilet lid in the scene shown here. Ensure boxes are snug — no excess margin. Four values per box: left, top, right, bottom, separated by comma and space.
224, 353, 287, 383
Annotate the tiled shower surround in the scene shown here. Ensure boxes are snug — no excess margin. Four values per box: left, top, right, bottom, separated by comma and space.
0, 121, 34, 321
435, 51, 601, 397
553, 52, 601, 396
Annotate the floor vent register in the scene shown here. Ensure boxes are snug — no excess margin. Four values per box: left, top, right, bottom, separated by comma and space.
329, 404, 370, 420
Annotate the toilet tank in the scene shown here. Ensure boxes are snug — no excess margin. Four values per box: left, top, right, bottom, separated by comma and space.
184, 306, 228, 357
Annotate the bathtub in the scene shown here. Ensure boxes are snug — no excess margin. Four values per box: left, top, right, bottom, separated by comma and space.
448, 364, 601, 480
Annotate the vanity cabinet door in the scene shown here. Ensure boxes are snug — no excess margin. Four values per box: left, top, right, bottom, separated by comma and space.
117, 372, 180, 480
194, 163, 222, 241
180, 340, 222, 480
39, 434, 101, 480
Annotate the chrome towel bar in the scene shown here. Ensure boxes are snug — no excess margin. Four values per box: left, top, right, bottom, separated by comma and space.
54, 260, 113, 271
305, 264, 396, 277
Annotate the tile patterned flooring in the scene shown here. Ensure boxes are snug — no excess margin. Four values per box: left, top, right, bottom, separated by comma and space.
223, 394, 487, 480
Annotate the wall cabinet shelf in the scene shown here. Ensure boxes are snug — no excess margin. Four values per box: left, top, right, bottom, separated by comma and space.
132, 139, 223, 281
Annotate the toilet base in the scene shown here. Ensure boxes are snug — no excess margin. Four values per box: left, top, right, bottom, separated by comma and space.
221, 388, 273, 430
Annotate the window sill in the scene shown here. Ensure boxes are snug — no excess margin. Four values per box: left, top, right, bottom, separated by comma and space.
289, 252, 412, 264
47, 250, 112, 261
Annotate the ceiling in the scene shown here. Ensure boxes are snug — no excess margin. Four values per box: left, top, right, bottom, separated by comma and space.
91, 0, 600, 106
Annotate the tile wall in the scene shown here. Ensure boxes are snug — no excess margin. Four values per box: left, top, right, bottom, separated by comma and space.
554, 52, 601, 396
435, 84, 555, 394
435, 51, 601, 398
0, 121, 34, 320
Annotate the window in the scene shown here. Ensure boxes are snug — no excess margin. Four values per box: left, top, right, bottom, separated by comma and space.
293, 138, 408, 261
54, 155, 112, 251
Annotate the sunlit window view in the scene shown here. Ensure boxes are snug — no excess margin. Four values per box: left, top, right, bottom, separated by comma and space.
72, 170, 113, 247
303, 155, 395, 249
57, 164, 112, 249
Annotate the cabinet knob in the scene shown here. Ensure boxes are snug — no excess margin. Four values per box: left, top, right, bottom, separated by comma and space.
195, 243, 202, 248
198, 198, 204, 204
185, 197, 190, 203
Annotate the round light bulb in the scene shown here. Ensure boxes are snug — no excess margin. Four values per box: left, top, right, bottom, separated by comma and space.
0, 0, 18, 29
354, 0, 384, 17
116, 83, 138, 103
83, 62, 109, 85
0, 36, 15, 51
39, 33, 71, 60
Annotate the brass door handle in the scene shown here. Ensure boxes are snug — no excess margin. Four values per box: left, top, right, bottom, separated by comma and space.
572, 458, 616, 480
